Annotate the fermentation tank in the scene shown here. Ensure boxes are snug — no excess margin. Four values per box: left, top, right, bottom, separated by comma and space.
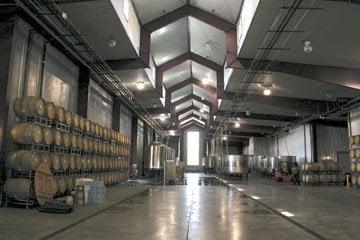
269, 156, 281, 173
205, 156, 216, 169
148, 142, 163, 169
223, 155, 249, 175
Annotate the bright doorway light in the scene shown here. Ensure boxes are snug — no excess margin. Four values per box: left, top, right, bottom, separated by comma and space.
187, 131, 200, 166
263, 88, 271, 96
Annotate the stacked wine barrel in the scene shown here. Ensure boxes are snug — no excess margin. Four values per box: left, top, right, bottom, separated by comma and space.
5, 96, 131, 203
350, 135, 360, 187
301, 160, 340, 185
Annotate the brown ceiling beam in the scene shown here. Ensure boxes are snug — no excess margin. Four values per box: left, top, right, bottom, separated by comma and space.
167, 78, 216, 94
143, 5, 234, 33
175, 105, 202, 118
221, 92, 339, 114
238, 58, 360, 91
171, 94, 212, 109
215, 110, 297, 122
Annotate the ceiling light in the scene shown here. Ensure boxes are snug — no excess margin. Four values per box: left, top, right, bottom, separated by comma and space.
201, 97, 205, 101
61, 12, 68, 20
200, 108, 205, 113
281, 211, 295, 217
169, 130, 175, 136
303, 40, 312, 54
160, 116, 166, 122
222, 136, 227, 141
237, 188, 244, 191
263, 88, 271, 96
246, 109, 251, 116
235, 122, 240, 128
202, 78, 209, 85
108, 37, 117, 47
136, 81, 145, 90
205, 41, 212, 52
199, 117, 202, 120
251, 196, 260, 200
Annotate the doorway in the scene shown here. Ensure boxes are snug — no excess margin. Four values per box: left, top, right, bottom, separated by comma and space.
187, 131, 200, 166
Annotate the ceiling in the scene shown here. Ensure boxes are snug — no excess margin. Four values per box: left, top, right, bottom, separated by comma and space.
59, 0, 360, 140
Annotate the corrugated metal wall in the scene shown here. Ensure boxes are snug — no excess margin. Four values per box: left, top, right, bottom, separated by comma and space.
316, 125, 349, 161
350, 106, 360, 135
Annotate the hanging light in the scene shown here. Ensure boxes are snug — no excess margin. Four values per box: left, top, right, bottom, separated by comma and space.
222, 135, 227, 141
160, 113, 166, 122
169, 130, 175, 136
108, 37, 117, 47
61, 12, 68, 20
303, 40, 312, 54
136, 81, 145, 90
263, 88, 271, 96
201, 97, 205, 101
235, 122, 240, 128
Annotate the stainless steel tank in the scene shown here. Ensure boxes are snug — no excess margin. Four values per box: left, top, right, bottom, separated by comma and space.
277, 156, 296, 173
268, 156, 281, 173
205, 156, 216, 169
149, 142, 163, 169
223, 155, 249, 174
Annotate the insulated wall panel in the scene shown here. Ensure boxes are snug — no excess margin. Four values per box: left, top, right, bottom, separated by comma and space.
316, 125, 349, 161
350, 106, 360, 136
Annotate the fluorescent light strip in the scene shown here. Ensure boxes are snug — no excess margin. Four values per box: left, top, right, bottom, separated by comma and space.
251, 196, 260, 200
281, 211, 295, 217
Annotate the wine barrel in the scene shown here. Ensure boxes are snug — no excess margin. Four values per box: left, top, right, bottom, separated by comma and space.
4, 178, 35, 200
92, 157, 98, 169
86, 157, 92, 170
42, 127, 53, 145
75, 155, 82, 170
58, 177, 67, 194
50, 153, 61, 171
77, 136, 84, 150
11, 123, 43, 144
352, 176, 357, 185
95, 124, 100, 136
72, 113, 80, 128
351, 163, 356, 172
88, 140, 95, 152
98, 125, 103, 138
69, 155, 76, 170
45, 101, 55, 120
55, 106, 66, 123
66, 176, 74, 191
65, 111, 72, 126
83, 138, 89, 151
62, 132, 71, 148
90, 122, 96, 134
330, 174, 338, 183
79, 116, 86, 131
60, 154, 70, 171
39, 152, 51, 169
85, 119, 91, 133
350, 150, 355, 159
7, 150, 40, 171
15, 96, 45, 117
94, 141, 100, 153
52, 178, 60, 195
356, 162, 360, 172
13, 97, 23, 117
53, 129, 63, 146
70, 134, 77, 149
81, 156, 88, 170
101, 158, 106, 169
350, 136, 354, 145
354, 135, 360, 144
356, 149, 360, 158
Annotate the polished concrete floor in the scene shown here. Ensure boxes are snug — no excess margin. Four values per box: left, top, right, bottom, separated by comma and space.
50, 174, 319, 240
2, 174, 360, 239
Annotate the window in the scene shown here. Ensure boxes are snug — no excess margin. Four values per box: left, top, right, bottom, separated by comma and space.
123, 0, 130, 21
187, 131, 200, 166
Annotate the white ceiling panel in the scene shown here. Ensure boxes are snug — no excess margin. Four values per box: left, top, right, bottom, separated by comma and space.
151, 17, 189, 65
175, 100, 193, 113
219, 100, 307, 117
189, 17, 226, 65
239, 0, 360, 69
178, 111, 193, 120
193, 100, 209, 112
163, 60, 191, 88
190, 0, 243, 24
171, 85, 192, 103
115, 68, 155, 92
192, 61, 217, 87
59, 0, 138, 59
193, 85, 213, 102
132, 0, 186, 24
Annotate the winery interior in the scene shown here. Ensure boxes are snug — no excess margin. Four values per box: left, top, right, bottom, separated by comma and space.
1, 0, 360, 239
